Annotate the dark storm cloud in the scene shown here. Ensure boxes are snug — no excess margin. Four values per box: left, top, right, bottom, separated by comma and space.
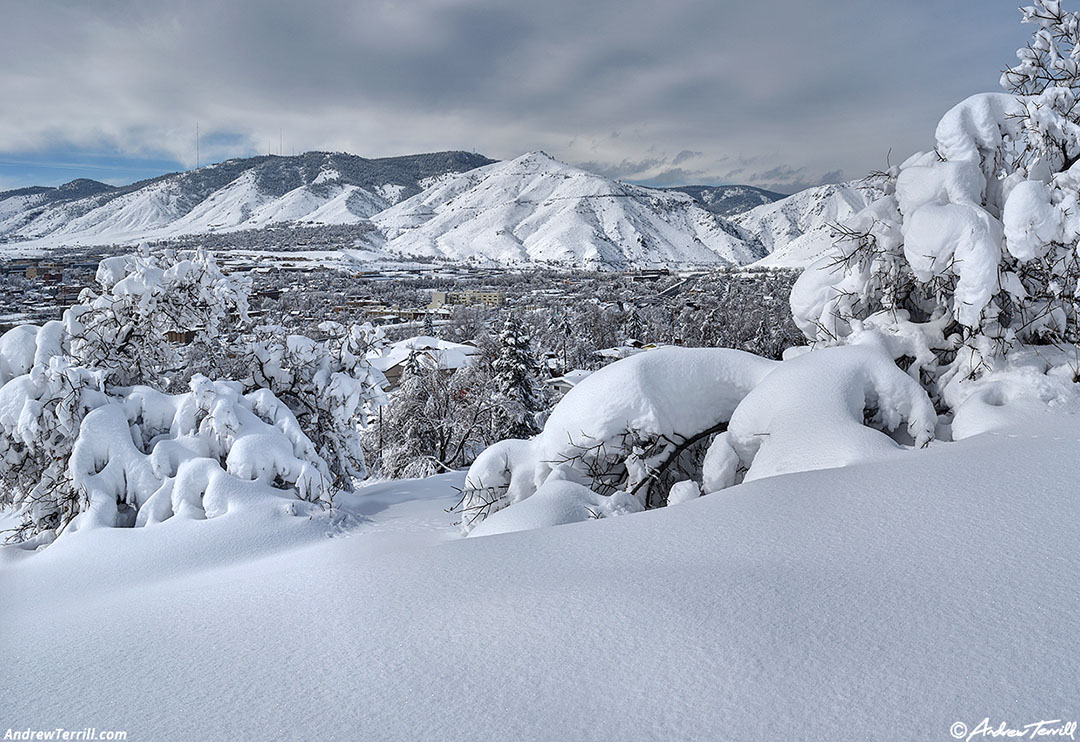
0, 0, 1033, 190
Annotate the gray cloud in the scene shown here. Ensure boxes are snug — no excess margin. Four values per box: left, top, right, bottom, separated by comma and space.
0, 0, 1034, 191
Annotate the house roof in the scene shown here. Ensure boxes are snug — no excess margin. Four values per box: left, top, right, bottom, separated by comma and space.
545, 368, 593, 388
371, 335, 480, 373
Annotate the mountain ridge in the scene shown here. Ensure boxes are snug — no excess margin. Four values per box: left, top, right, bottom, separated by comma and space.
0, 150, 868, 269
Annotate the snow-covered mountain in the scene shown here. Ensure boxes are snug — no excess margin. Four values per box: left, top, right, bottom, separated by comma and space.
735, 179, 887, 269
661, 184, 784, 217
0, 151, 495, 247
0, 148, 870, 270
373, 151, 764, 268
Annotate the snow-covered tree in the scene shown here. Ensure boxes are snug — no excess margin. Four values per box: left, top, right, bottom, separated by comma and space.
368, 351, 498, 478
70, 247, 248, 391
0, 340, 108, 542
622, 307, 644, 343
1002, 0, 1080, 172
244, 321, 387, 489
0, 249, 369, 545
790, 1, 1080, 405
492, 314, 548, 440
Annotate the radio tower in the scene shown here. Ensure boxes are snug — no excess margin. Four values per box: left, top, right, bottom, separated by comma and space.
196, 122, 200, 169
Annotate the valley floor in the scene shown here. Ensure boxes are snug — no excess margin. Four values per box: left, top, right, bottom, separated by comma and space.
2, 412, 1078, 740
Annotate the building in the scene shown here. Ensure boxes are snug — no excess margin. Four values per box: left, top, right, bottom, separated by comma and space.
544, 368, 593, 396
428, 290, 506, 310
370, 335, 480, 389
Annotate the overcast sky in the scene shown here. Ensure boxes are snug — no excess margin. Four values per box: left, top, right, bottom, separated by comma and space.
0, 0, 1030, 194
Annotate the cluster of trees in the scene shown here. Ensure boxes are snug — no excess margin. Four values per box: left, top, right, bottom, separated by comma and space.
360, 270, 803, 479
364, 315, 549, 478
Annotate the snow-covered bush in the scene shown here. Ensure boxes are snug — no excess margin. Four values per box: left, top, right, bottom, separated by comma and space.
0, 249, 379, 545
70, 376, 331, 534
0, 333, 109, 542
791, 1, 1080, 404
0, 343, 332, 546
459, 344, 939, 535
456, 347, 777, 532
707, 344, 936, 484
244, 321, 388, 489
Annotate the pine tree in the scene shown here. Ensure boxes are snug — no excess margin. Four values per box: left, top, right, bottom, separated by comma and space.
492, 313, 548, 440
622, 307, 643, 344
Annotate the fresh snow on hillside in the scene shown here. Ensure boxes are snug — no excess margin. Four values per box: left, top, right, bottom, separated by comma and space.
0, 149, 845, 269
661, 183, 784, 217
736, 179, 886, 268
374, 151, 763, 268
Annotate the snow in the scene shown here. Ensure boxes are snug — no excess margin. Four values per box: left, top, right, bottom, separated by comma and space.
370, 335, 480, 375
666, 478, 700, 505
934, 92, 1024, 167
721, 344, 936, 482
0, 325, 38, 385
1003, 179, 1062, 260
0, 149, 878, 271
374, 151, 762, 268
460, 347, 777, 528
469, 478, 642, 537
3, 411, 1078, 740
740, 180, 885, 268
0, 154, 465, 250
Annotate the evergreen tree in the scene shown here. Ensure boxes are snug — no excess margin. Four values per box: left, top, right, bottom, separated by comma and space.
622, 307, 643, 343
492, 313, 548, 439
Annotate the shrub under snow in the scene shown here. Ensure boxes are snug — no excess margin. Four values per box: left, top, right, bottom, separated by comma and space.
459, 343, 938, 535
457, 347, 778, 532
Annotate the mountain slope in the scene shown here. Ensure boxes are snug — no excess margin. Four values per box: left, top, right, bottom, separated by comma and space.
0, 151, 495, 247
735, 179, 886, 268
373, 151, 764, 268
660, 184, 784, 217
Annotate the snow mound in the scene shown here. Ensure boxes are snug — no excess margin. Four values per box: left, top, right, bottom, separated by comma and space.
715, 345, 936, 484
469, 478, 642, 537
0, 325, 39, 385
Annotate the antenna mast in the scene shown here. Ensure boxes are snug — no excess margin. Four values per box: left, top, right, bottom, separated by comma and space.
196, 122, 200, 169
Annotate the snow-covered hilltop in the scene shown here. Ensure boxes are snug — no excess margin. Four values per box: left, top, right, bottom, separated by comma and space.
374, 151, 764, 268
0, 151, 495, 248
734, 179, 886, 268
0, 148, 859, 269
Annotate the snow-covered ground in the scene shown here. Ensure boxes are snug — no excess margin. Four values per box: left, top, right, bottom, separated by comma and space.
4, 409, 1077, 740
